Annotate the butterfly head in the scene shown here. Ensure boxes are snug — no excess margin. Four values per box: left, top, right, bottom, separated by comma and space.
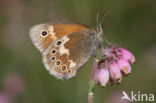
93, 24, 104, 48
95, 24, 103, 37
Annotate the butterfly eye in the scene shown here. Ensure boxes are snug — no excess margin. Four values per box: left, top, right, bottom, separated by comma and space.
42, 31, 47, 36
62, 66, 67, 70
56, 61, 61, 66
51, 57, 55, 60
57, 41, 61, 45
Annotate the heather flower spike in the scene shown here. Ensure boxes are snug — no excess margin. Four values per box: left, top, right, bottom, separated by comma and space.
92, 45, 135, 87
88, 45, 135, 103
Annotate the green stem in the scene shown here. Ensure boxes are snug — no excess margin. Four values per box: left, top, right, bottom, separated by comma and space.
88, 82, 95, 103
88, 60, 97, 103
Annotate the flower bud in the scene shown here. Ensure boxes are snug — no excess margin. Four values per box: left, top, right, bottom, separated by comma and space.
94, 69, 100, 83
121, 48, 135, 64
117, 58, 131, 75
98, 68, 110, 87
109, 62, 122, 83
91, 60, 100, 83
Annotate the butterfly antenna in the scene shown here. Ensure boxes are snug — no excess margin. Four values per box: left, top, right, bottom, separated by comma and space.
98, 10, 111, 26
96, 11, 112, 46
96, 12, 99, 27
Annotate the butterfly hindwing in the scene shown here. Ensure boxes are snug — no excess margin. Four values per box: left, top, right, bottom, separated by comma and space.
42, 30, 96, 79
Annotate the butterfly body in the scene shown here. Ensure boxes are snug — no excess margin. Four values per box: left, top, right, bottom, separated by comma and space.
29, 23, 103, 79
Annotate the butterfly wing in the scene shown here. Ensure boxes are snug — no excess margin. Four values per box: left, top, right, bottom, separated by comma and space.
29, 23, 88, 52
42, 29, 99, 79
30, 23, 101, 80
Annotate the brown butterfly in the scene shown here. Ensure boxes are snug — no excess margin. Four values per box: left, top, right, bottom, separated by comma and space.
29, 23, 103, 80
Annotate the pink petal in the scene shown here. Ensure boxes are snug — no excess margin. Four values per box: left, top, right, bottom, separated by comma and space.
94, 69, 100, 83
117, 58, 132, 75
92, 60, 99, 83
98, 68, 110, 87
121, 48, 136, 64
109, 62, 122, 83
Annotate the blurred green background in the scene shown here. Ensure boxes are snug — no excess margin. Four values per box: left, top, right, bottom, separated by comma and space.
0, 0, 156, 103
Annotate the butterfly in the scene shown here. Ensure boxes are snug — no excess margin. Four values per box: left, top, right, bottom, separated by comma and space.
29, 23, 103, 80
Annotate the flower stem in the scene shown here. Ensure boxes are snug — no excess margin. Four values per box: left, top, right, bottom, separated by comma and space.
88, 60, 97, 103
88, 91, 94, 103
88, 80, 94, 103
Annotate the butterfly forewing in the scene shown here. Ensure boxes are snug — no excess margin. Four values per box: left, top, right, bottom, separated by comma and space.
29, 24, 89, 52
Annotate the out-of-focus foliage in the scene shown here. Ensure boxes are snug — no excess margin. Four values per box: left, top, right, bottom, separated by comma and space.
0, 0, 156, 103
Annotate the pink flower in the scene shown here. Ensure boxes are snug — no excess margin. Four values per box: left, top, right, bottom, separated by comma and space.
117, 58, 131, 75
93, 45, 135, 87
93, 61, 99, 83
121, 48, 136, 64
109, 62, 122, 83
98, 68, 110, 87
0, 93, 12, 103
3, 74, 24, 96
